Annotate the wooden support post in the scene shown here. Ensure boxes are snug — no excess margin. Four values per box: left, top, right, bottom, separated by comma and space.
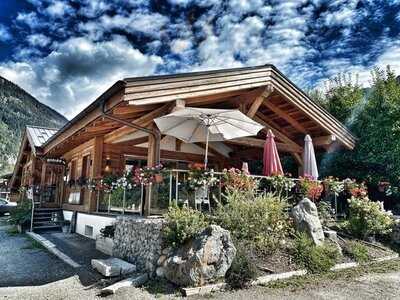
89, 136, 104, 212
144, 124, 160, 217
40, 161, 47, 206
246, 86, 274, 118
291, 152, 303, 177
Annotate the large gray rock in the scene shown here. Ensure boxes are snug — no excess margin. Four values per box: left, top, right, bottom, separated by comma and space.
162, 225, 236, 287
292, 197, 325, 245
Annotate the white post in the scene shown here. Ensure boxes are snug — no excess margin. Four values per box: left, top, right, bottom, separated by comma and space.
122, 188, 126, 215
204, 128, 210, 170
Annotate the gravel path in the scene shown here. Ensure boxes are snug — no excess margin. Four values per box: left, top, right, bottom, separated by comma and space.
0, 223, 76, 287
1, 269, 400, 300
1, 215, 400, 299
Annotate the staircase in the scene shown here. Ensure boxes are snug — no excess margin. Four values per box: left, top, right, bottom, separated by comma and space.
31, 204, 63, 232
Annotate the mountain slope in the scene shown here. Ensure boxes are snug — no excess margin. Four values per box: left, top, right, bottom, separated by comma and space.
0, 76, 67, 175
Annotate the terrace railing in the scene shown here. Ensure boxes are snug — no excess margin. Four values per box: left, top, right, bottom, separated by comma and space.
93, 169, 346, 217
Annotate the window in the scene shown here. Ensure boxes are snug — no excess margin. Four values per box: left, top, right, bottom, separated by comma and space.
84, 225, 93, 237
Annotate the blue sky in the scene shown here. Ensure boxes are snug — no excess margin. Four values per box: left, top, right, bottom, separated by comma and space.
0, 0, 400, 119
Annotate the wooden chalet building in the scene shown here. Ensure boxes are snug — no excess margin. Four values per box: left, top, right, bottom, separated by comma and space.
9, 64, 356, 237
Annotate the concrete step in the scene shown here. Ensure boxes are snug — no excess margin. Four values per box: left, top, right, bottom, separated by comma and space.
33, 215, 53, 220
34, 208, 62, 212
33, 221, 59, 226
33, 211, 54, 216
32, 225, 62, 232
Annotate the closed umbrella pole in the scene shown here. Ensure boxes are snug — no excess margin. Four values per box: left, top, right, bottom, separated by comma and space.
303, 134, 319, 180
204, 126, 210, 169
263, 129, 283, 176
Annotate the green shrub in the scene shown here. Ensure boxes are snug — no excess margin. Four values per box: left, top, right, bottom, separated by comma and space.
317, 201, 335, 226
347, 196, 394, 239
343, 241, 369, 263
9, 197, 31, 226
213, 189, 293, 253
293, 233, 340, 274
163, 205, 209, 248
225, 247, 258, 289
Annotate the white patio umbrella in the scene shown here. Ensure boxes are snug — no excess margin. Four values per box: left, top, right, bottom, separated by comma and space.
303, 134, 319, 180
154, 107, 264, 169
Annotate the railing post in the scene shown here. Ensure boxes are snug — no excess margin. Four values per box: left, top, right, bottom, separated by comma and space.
122, 188, 126, 215
169, 170, 173, 206
140, 184, 144, 216
175, 171, 179, 205
108, 193, 111, 213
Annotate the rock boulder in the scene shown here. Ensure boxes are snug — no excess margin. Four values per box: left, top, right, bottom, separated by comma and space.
292, 197, 325, 245
162, 225, 236, 287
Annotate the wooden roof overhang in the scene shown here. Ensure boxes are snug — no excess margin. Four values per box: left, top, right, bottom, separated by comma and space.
40, 65, 356, 164
9, 131, 31, 191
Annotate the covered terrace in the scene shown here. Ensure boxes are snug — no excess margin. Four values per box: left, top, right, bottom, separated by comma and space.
10, 65, 356, 217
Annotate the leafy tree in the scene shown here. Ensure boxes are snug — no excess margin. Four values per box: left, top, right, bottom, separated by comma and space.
317, 66, 400, 186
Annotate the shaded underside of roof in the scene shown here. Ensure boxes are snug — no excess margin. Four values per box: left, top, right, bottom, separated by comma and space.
123, 64, 356, 149
41, 64, 356, 155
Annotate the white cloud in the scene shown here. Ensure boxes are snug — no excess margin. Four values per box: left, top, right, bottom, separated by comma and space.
0, 35, 163, 118
317, 42, 400, 88
16, 12, 41, 29
0, 24, 11, 42
45, 1, 73, 17
80, 12, 169, 39
167, 0, 220, 7
78, 0, 110, 17
171, 39, 192, 54
228, 0, 265, 15
27, 33, 51, 47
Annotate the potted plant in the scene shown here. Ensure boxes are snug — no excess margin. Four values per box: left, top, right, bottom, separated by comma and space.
297, 176, 324, 201
323, 176, 344, 197
222, 167, 256, 192
9, 196, 32, 233
133, 164, 164, 185
265, 173, 296, 198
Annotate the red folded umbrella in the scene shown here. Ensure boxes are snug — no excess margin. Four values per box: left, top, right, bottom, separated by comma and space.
263, 129, 283, 176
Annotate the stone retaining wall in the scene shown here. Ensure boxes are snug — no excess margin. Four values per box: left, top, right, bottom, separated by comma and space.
113, 216, 166, 273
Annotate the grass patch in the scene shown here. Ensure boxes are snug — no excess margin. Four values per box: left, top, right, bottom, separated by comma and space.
225, 246, 258, 289
264, 259, 400, 291
21, 236, 46, 250
142, 278, 178, 298
343, 241, 370, 263
292, 233, 340, 274
6, 226, 20, 236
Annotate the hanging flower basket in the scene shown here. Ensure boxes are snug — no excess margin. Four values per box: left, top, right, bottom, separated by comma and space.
155, 173, 164, 183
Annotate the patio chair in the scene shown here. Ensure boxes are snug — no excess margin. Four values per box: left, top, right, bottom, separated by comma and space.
194, 185, 211, 212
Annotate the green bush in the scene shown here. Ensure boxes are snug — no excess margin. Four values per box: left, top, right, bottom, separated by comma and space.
213, 189, 293, 253
343, 241, 369, 263
347, 196, 394, 239
9, 197, 31, 226
293, 233, 340, 274
163, 205, 209, 248
317, 201, 335, 226
225, 247, 258, 289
